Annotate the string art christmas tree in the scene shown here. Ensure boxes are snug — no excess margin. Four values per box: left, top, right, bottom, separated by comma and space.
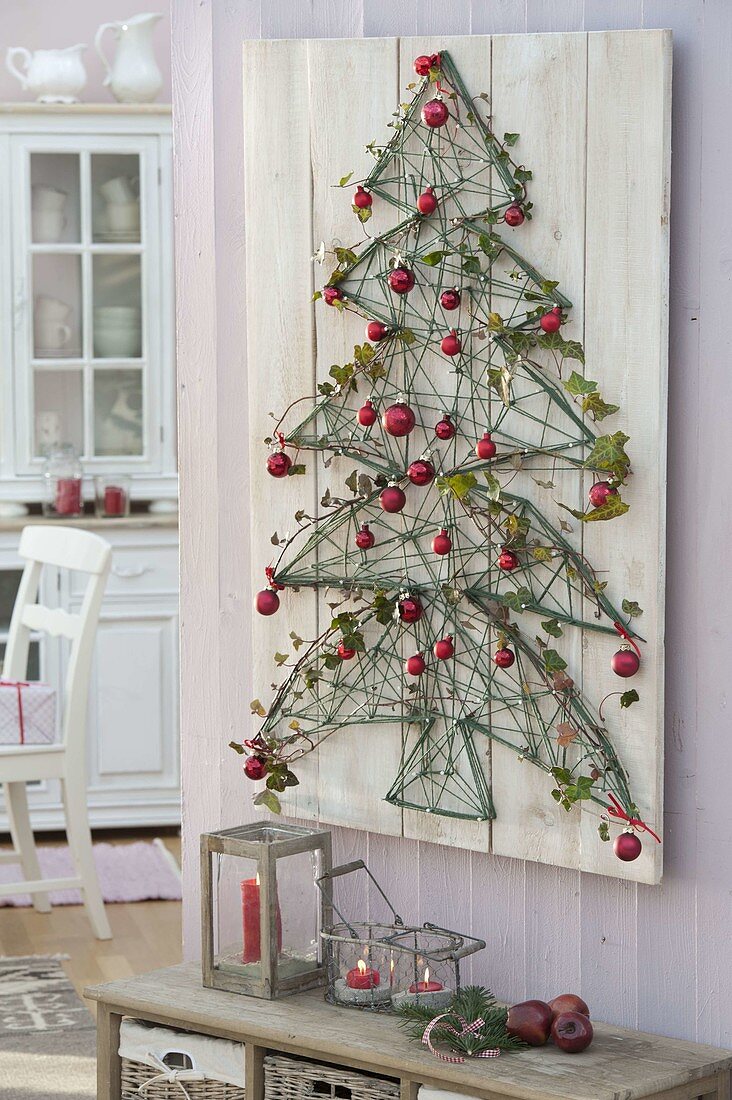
240, 50, 660, 864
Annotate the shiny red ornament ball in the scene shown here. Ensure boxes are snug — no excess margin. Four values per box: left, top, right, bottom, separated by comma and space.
406, 652, 426, 676
413, 54, 438, 77
244, 755, 268, 781
504, 203, 525, 227
588, 480, 618, 509
441, 330, 461, 356
366, 320, 389, 342
382, 401, 416, 437
399, 595, 424, 623
611, 646, 640, 678
337, 640, 356, 660
421, 98, 449, 128
357, 400, 378, 427
267, 451, 292, 478
498, 548, 520, 571
255, 589, 280, 616
408, 458, 435, 487
434, 415, 456, 440
323, 285, 344, 306
614, 830, 642, 862
434, 635, 454, 660
432, 528, 452, 555
380, 485, 406, 513
388, 266, 415, 295
353, 185, 372, 209
440, 287, 461, 311
355, 524, 375, 550
493, 646, 515, 669
417, 187, 438, 215
540, 306, 562, 333
475, 431, 497, 460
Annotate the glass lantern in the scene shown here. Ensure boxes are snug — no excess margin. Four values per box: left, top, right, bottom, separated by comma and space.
94, 474, 131, 518
200, 822, 332, 998
42, 444, 84, 518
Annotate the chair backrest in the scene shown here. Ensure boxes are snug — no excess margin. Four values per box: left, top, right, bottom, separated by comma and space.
3, 526, 111, 763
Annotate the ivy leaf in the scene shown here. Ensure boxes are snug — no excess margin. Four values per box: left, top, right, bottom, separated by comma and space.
287, 464, 306, 476
420, 250, 449, 266
462, 255, 482, 276
335, 247, 358, 266
484, 472, 501, 501
620, 689, 640, 709
584, 431, 630, 481
353, 205, 372, 223
503, 132, 520, 146
504, 587, 533, 613
274, 652, 289, 667
437, 472, 477, 501
344, 469, 358, 494
354, 342, 375, 366
253, 789, 282, 814
532, 546, 553, 561
622, 599, 643, 618
396, 328, 416, 345
598, 821, 610, 842
322, 653, 341, 671
541, 618, 563, 638
487, 312, 505, 332
318, 381, 336, 397
289, 631, 304, 650
358, 473, 373, 497
544, 649, 568, 673
562, 495, 630, 523
540, 280, 559, 295
583, 392, 620, 422
229, 740, 245, 755
553, 670, 575, 691
338, 171, 354, 187
514, 166, 532, 183
556, 722, 579, 747
312, 290, 322, 302
477, 233, 499, 257
562, 371, 597, 397
250, 699, 266, 717
536, 333, 585, 363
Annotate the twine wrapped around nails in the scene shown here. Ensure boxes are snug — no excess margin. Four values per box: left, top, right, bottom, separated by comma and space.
605, 792, 661, 844
136, 1052, 206, 1099
421, 1013, 501, 1063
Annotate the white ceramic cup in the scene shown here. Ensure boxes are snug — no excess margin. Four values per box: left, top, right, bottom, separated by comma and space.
32, 208, 66, 243
99, 175, 137, 204
105, 201, 140, 233
31, 184, 67, 212
35, 295, 71, 320
35, 319, 72, 351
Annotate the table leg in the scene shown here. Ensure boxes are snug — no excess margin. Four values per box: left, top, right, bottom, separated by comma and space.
96, 1004, 122, 1100
246, 1042, 266, 1100
716, 1069, 731, 1100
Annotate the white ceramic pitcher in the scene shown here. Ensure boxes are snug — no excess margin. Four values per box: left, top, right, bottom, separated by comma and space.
95, 13, 163, 103
5, 45, 87, 103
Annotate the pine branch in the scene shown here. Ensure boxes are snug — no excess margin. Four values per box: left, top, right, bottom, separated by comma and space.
395, 985, 525, 1054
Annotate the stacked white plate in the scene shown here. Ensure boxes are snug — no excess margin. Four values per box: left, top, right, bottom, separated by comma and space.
94, 306, 141, 358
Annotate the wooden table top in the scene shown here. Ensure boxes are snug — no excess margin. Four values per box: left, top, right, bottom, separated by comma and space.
86, 963, 732, 1100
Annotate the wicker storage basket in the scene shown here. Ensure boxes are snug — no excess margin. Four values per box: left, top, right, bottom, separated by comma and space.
264, 1054, 400, 1100
121, 1058, 246, 1100
119, 1018, 246, 1100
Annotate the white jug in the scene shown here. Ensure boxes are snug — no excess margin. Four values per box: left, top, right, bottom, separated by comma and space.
6, 45, 87, 104
95, 13, 163, 104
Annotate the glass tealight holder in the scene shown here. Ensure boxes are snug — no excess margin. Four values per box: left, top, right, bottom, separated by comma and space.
42, 444, 84, 518
94, 475, 131, 518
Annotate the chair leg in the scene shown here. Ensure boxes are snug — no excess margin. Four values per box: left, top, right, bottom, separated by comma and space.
4, 782, 51, 914
61, 774, 112, 940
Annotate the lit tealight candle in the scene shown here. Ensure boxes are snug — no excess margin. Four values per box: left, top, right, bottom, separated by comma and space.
408, 966, 443, 994
392, 966, 453, 1012
346, 958, 380, 990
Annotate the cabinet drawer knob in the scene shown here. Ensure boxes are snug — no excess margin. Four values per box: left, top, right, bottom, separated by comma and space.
112, 564, 152, 579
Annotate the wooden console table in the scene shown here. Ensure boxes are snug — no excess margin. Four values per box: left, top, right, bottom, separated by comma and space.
86, 963, 732, 1100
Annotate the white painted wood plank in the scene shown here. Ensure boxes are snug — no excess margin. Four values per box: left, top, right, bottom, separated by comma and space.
579, 28, 670, 885
261, 1, 363, 39
469, 849, 527, 1002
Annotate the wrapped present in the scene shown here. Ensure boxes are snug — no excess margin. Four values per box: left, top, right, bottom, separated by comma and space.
0, 681, 57, 746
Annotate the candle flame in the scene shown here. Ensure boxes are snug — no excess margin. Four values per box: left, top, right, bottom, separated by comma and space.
255, 872, 260, 886
390, 958, 395, 973
357, 959, 366, 975
423, 967, 430, 984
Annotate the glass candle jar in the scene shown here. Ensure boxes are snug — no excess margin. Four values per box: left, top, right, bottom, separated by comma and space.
42, 445, 84, 518
94, 475, 131, 518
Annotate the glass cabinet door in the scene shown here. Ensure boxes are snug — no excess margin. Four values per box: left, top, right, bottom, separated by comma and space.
12, 136, 160, 473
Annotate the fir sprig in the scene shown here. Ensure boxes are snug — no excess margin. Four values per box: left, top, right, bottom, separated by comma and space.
396, 985, 525, 1055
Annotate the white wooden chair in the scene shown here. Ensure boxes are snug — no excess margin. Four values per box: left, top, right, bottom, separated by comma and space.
0, 525, 112, 939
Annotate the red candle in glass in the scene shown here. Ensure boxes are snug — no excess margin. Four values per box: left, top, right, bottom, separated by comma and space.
408, 967, 443, 993
346, 959, 380, 989
240, 874, 283, 964
55, 477, 82, 516
104, 485, 126, 516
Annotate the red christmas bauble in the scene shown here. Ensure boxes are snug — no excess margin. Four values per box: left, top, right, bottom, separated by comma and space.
422, 98, 449, 128
611, 646, 640, 678
366, 320, 389, 342
388, 266, 415, 295
498, 548, 520, 571
353, 185, 373, 209
614, 830, 642, 862
432, 528, 452, 555
540, 306, 562, 333
380, 485, 406, 513
493, 646, 516, 668
382, 401, 416, 437
408, 458, 435, 486
434, 415, 456, 440
337, 640, 356, 660
417, 187, 438, 215
255, 589, 280, 616
588, 480, 618, 508
405, 652, 426, 676
440, 287, 461, 311
413, 54, 434, 76
355, 524, 375, 550
434, 635, 454, 660
399, 595, 424, 623
504, 203, 525, 227
475, 432, 497, 460
357, 400, 378, 427
267, 451, 292, 478
323, 285, 344, 306
441, 330, 461, 356
244, 755, 268, 781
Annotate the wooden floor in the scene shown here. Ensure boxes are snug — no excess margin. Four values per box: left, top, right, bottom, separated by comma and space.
0, 828, 182, 1010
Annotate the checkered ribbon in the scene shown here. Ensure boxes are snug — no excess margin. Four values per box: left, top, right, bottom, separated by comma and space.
421, 1013, 501, 1063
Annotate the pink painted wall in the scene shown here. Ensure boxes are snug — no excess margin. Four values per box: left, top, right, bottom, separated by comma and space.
173, 0, 732, 1049
0, 1, 171, 102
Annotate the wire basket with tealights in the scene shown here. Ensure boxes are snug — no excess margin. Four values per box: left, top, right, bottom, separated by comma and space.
316, 860, 484, 1012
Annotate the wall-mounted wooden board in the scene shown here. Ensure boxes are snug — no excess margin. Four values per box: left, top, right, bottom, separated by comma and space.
244, 30, 670, 883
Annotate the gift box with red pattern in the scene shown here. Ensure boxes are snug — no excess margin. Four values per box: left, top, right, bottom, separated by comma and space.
0, 681, 57, 745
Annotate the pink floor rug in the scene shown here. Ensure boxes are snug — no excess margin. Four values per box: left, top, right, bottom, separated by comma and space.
0, 839, 182, 907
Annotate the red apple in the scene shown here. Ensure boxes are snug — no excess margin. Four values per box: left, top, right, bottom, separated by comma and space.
551, 1011, 594, 1054
549, 994, 590, 1020
506, 1000, 553, 1046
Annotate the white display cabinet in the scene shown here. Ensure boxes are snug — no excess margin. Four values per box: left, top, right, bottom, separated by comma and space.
0, 105, 176, 506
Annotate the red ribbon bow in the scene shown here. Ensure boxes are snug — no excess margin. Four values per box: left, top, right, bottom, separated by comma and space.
264, 566, 285, 592
275, 431, 287, 451
613, 621, 641, 660
0, 680, 29, 743
421, 1013, 501, 1064
606, 792, 661, 844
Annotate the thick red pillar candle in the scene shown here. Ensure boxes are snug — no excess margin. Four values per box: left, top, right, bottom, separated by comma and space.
104, 485, 126, 516
55, 478, 82, 516
240, 876, 283, 964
